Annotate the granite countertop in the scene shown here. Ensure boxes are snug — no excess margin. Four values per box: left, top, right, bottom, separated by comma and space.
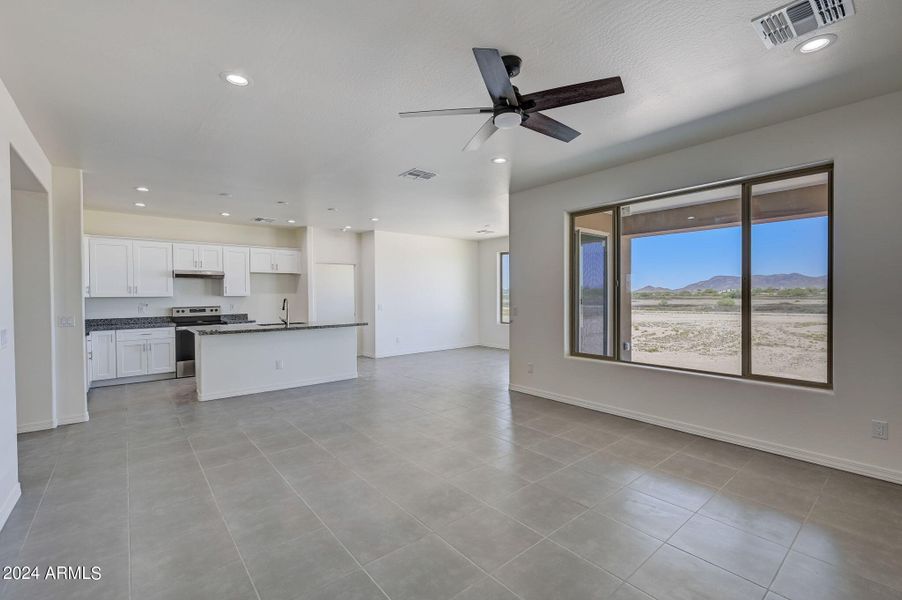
190, 322, 367, 335
85, 314, 253, 335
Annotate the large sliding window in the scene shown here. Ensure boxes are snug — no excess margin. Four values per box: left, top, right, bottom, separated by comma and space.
499, 252, 511, 324
569, 165, 832, 387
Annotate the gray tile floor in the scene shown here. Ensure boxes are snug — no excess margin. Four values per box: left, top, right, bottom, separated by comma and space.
2, 347, 901, 600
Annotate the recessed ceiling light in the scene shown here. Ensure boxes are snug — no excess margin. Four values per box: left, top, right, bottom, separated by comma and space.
134, 202, 146, 208
276, 201, 287, 205
797, 34, 836, 54
327, 207, 337, 212
135, 186, 149, 192
220, 212, 230, 217
287, 219, 296, 224
220, 72, 250, 86
218, 192, 231, 198
687, 216, 696, 220
341, 225, 352, 232
370, 217, 379, 222
491, 157, 508, 164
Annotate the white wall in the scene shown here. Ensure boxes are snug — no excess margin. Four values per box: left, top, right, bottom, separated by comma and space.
12, 190, 55, 432
478, 236, 509, 350
84, 209, 300, 247
1, 76, 53, 529
359, 232, 376, 357
83, 214, 308, 324
52, 167, 87, 426
371, 231, 478, 357
509, 90, 902, 483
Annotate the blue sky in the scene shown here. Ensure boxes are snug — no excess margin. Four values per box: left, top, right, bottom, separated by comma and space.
628, 216, 828, 290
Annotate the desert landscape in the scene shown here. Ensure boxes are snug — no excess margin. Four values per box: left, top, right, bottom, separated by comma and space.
578, 280, 828, 382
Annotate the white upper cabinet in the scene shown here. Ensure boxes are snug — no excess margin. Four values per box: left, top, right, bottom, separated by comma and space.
250, 247, 301, 273
223, 246, 251, 297
173, 243, 223, 271
198, 245, 223, 271
89, 237, 133, 297
89, 237, 173, 297
172, 243, 198, 270
133, 241, 173, 297
275, 250, 301, 274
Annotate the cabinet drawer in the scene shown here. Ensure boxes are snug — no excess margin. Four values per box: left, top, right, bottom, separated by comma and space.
116, 327, 175, 341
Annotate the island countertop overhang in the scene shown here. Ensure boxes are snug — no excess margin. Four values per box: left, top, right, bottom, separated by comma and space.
190, 321, 367, 335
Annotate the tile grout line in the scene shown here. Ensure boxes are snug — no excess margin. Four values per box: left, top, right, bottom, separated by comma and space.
275, 419, 531, 600
244, 433, 402, 600
186, 432, 263, 600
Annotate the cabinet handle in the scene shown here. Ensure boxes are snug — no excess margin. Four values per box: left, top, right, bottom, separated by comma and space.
134, 285, 138, 295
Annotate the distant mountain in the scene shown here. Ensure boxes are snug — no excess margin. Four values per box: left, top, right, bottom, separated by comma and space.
634, 273, 827, 292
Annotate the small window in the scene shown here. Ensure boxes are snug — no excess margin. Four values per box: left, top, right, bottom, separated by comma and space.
573, 211, 614, 356
499, 252, 510, 324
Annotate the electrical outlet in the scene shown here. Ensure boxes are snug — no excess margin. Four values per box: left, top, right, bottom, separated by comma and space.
57, 316, 75, 328
275, 360, 284, 370
527, 363, 534, 374
872, 420, 889, 440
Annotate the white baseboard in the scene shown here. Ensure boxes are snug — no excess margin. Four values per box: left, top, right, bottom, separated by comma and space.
57, 412, 89, 426
478, 343, 510, 350
0, 482, 22, 530
375, 342, 480, 358
199, 372, 359, 401
509, 383, 902, 485
17, 418, 56, 434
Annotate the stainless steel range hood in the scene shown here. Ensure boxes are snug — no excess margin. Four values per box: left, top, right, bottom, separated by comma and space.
172, 270, 225, 279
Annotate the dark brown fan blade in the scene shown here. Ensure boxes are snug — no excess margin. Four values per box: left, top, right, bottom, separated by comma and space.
399, 107, 494, 118
462, 117, 499, 151
520, 112, 580, 142
520, 77, 624, 113
472, 48, 518, 107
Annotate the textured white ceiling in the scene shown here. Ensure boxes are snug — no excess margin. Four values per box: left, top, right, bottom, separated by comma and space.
1, 0, 901, 239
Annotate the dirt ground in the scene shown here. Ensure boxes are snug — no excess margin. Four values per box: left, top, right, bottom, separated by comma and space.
630, 310, 828, 382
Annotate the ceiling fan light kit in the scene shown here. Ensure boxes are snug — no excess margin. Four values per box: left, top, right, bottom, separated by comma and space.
399, 47, 623, 151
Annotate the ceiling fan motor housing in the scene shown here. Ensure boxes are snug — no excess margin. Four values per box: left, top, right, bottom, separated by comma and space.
493, 107, 523, 129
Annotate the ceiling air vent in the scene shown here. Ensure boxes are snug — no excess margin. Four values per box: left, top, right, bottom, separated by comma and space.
398, 167, 437, 181
752, 0, 854, 49
252, 217, 276, 224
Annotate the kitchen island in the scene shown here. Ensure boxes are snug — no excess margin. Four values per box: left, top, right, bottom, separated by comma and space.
190, 321, 366, 401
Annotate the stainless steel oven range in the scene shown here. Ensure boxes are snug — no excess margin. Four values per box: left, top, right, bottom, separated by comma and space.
172, 306, 226, 378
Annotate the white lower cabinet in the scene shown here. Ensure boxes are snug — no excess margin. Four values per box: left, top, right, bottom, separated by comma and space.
89, 331, 117, 381
147, 338, 176, 374
115, 328, 175, 377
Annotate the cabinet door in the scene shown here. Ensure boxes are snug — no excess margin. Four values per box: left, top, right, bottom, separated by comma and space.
274, 250, 301, 274
172, 243, 199, 270
89, 238, 133, 297
198, 245, 223, 271
82, 237, 90, 297
85, 337, 93, 391
89, 331, 117, 381
223, 247, 251, 297
250, 248, 275, 273
147, 338, 176, 374
133, 241, 173, 297
116, 340, 147, 377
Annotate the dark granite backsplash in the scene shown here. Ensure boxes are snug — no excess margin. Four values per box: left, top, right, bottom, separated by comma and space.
85, 314, 253, 334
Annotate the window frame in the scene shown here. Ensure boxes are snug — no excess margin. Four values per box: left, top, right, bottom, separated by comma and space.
568, 163, 833, 389
499, 251, 510, 325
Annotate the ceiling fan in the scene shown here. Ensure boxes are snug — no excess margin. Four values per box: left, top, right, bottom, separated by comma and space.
399, 48, 624, 151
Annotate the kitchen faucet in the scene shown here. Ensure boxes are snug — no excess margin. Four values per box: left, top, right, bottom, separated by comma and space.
280, 298, 290, 328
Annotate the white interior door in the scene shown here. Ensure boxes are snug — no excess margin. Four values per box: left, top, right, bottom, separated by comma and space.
314, 264, 356, 322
